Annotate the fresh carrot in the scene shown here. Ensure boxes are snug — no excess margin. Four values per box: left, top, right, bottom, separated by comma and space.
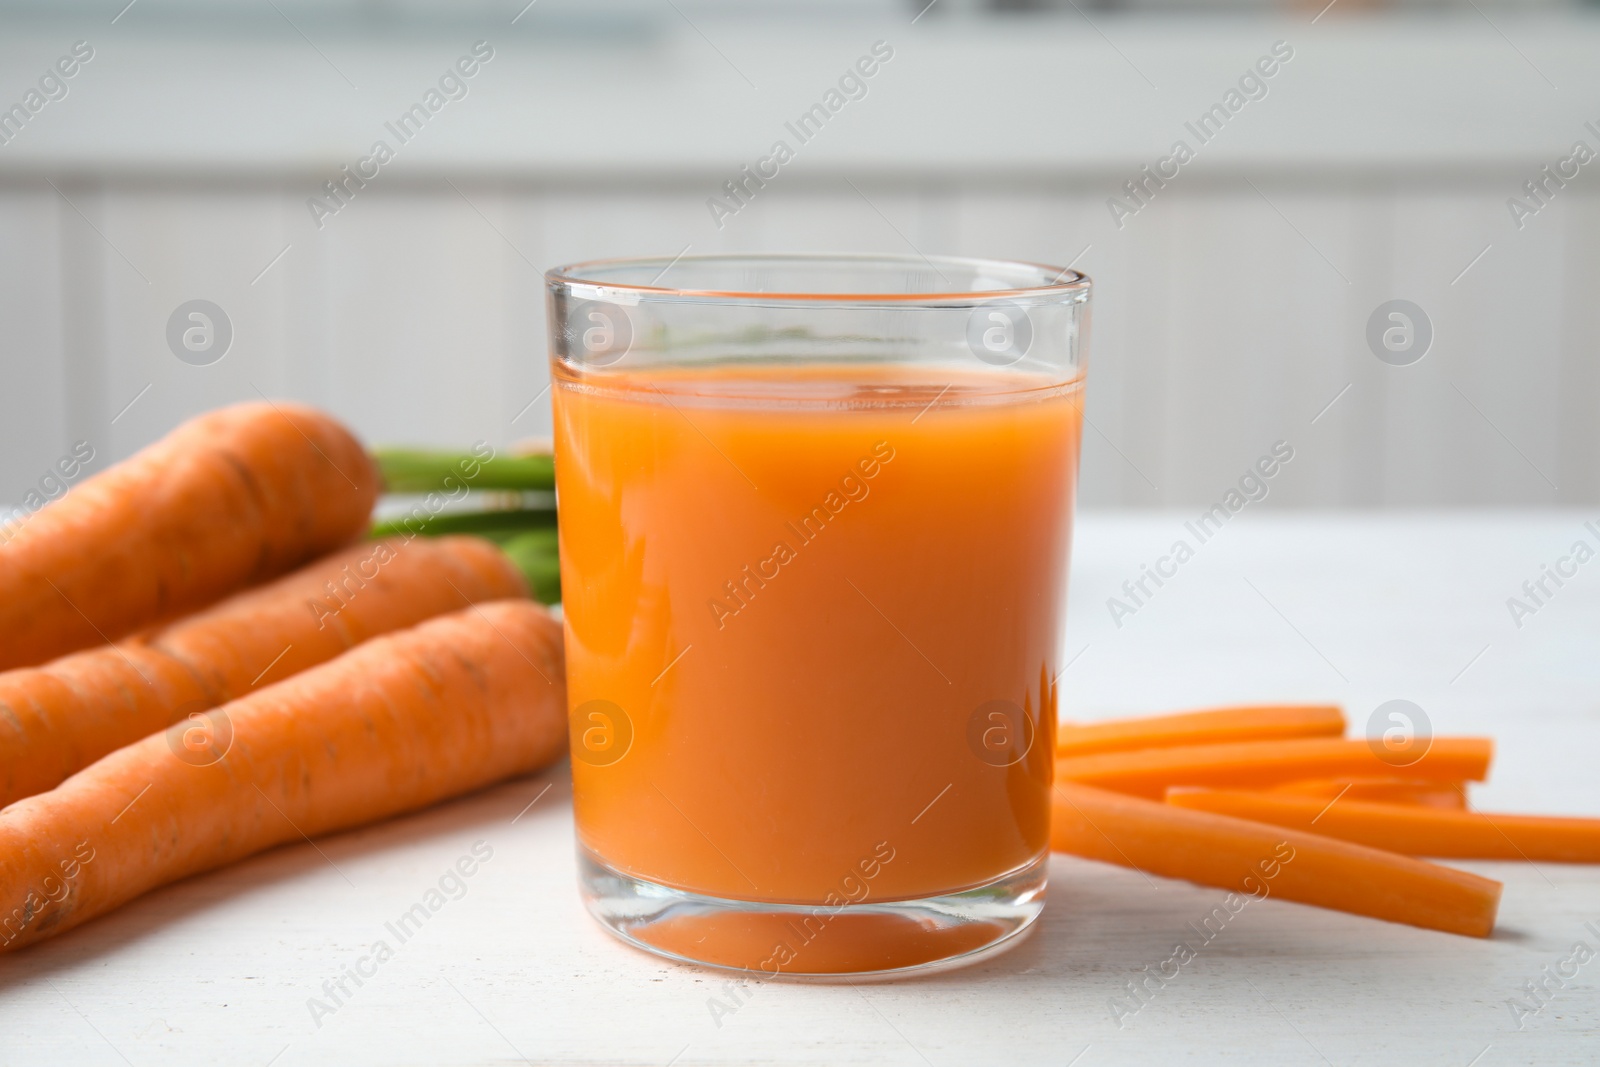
1269, 778, 1468, 810
1057, 705, 1345, 758
1167, 789, 1600, 863
0, 646, 209, 811
0, 536, 524, 810
1056, 737, 1494, 799
1052, 782, 1501, 937
0, 402, 378, 671
0, 600, 565, 952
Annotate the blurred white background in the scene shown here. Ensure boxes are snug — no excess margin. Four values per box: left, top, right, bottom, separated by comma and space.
2, 0, 1597, 508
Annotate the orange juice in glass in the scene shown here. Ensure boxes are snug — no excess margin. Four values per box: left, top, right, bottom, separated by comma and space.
549, 255, 1088, 977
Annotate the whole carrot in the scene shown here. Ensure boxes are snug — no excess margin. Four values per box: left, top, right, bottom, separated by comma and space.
0, 600, 565, 952
0, 401, 378, 671
0, 536, 524, 809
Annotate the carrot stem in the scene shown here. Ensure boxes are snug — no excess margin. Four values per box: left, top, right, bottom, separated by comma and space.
1056, 737, 1493, 799
1057, 705, 1345, 758
374, 449, 554, 493
1052, 782, 1501, 938
497, 529, 561, 605
368, 507, 556, 542
1167, 789, 1600, 863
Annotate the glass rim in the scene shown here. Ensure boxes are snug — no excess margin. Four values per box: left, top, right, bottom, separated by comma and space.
545, 252, 1090, 306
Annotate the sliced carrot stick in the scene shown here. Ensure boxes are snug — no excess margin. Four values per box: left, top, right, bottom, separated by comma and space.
1057, 705, 1345, 758
1051, 782, 1501, 937
1270, 778, 1467, 810
0, 536, 524, 810
0, 600, 565, 953
1056, 737, 1493, 800
1167, 789, 1600, 863
0, 402, 378, 671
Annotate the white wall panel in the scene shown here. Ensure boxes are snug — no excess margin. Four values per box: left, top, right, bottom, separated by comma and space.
1068, 190, 1177, 509
0, 191, 68, 504
0, 178, 1593, 508
1152, 190, 1360, 505
305, 190, 512, 452
1378, 187, 1565, 507
1556, 192, 1600, 505
93, 188, 300, 461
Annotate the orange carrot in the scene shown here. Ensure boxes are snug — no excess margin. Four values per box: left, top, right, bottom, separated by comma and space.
1270, 778, 1467, 810
1057, 737, 1493, 800
1167, 789, 1600, 863
1057, 705, 1345, 758
0, 600, 565, 952
1052, 782, 1501, 937
0, 402, 378, 671
0, 536, 524, 809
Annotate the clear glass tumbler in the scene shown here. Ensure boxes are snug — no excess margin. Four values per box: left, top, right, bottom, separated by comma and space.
548, 254, 1089, 978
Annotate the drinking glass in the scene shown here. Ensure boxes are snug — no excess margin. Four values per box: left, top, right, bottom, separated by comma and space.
548, 253, 1089, 977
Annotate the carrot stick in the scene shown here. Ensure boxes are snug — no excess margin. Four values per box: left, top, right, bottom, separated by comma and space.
1167, 789, 1600, 863
1056, 737, 1493, 799
0, 600, 565, 953
1052, 782, 1501, 937
0, 536, 524, 810
1270, 778, 1467, 810
0, 402, 378, 671
1057, 705, 1345, 758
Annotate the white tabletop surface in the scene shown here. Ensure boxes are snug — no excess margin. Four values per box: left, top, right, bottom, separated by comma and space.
3, 511, 1598, 1066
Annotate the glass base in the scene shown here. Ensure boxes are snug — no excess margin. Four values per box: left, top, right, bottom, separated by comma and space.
577, 847, 1047, 980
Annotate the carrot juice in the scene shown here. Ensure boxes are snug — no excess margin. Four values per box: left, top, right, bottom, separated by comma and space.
549, 254, 1089, 975
559, 365, 1077, 892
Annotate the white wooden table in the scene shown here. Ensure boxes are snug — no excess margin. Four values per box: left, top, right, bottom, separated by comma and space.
3, 512, 1597, 1066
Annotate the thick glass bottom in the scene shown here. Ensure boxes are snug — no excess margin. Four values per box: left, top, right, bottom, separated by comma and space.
577, 847, 1047, 979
